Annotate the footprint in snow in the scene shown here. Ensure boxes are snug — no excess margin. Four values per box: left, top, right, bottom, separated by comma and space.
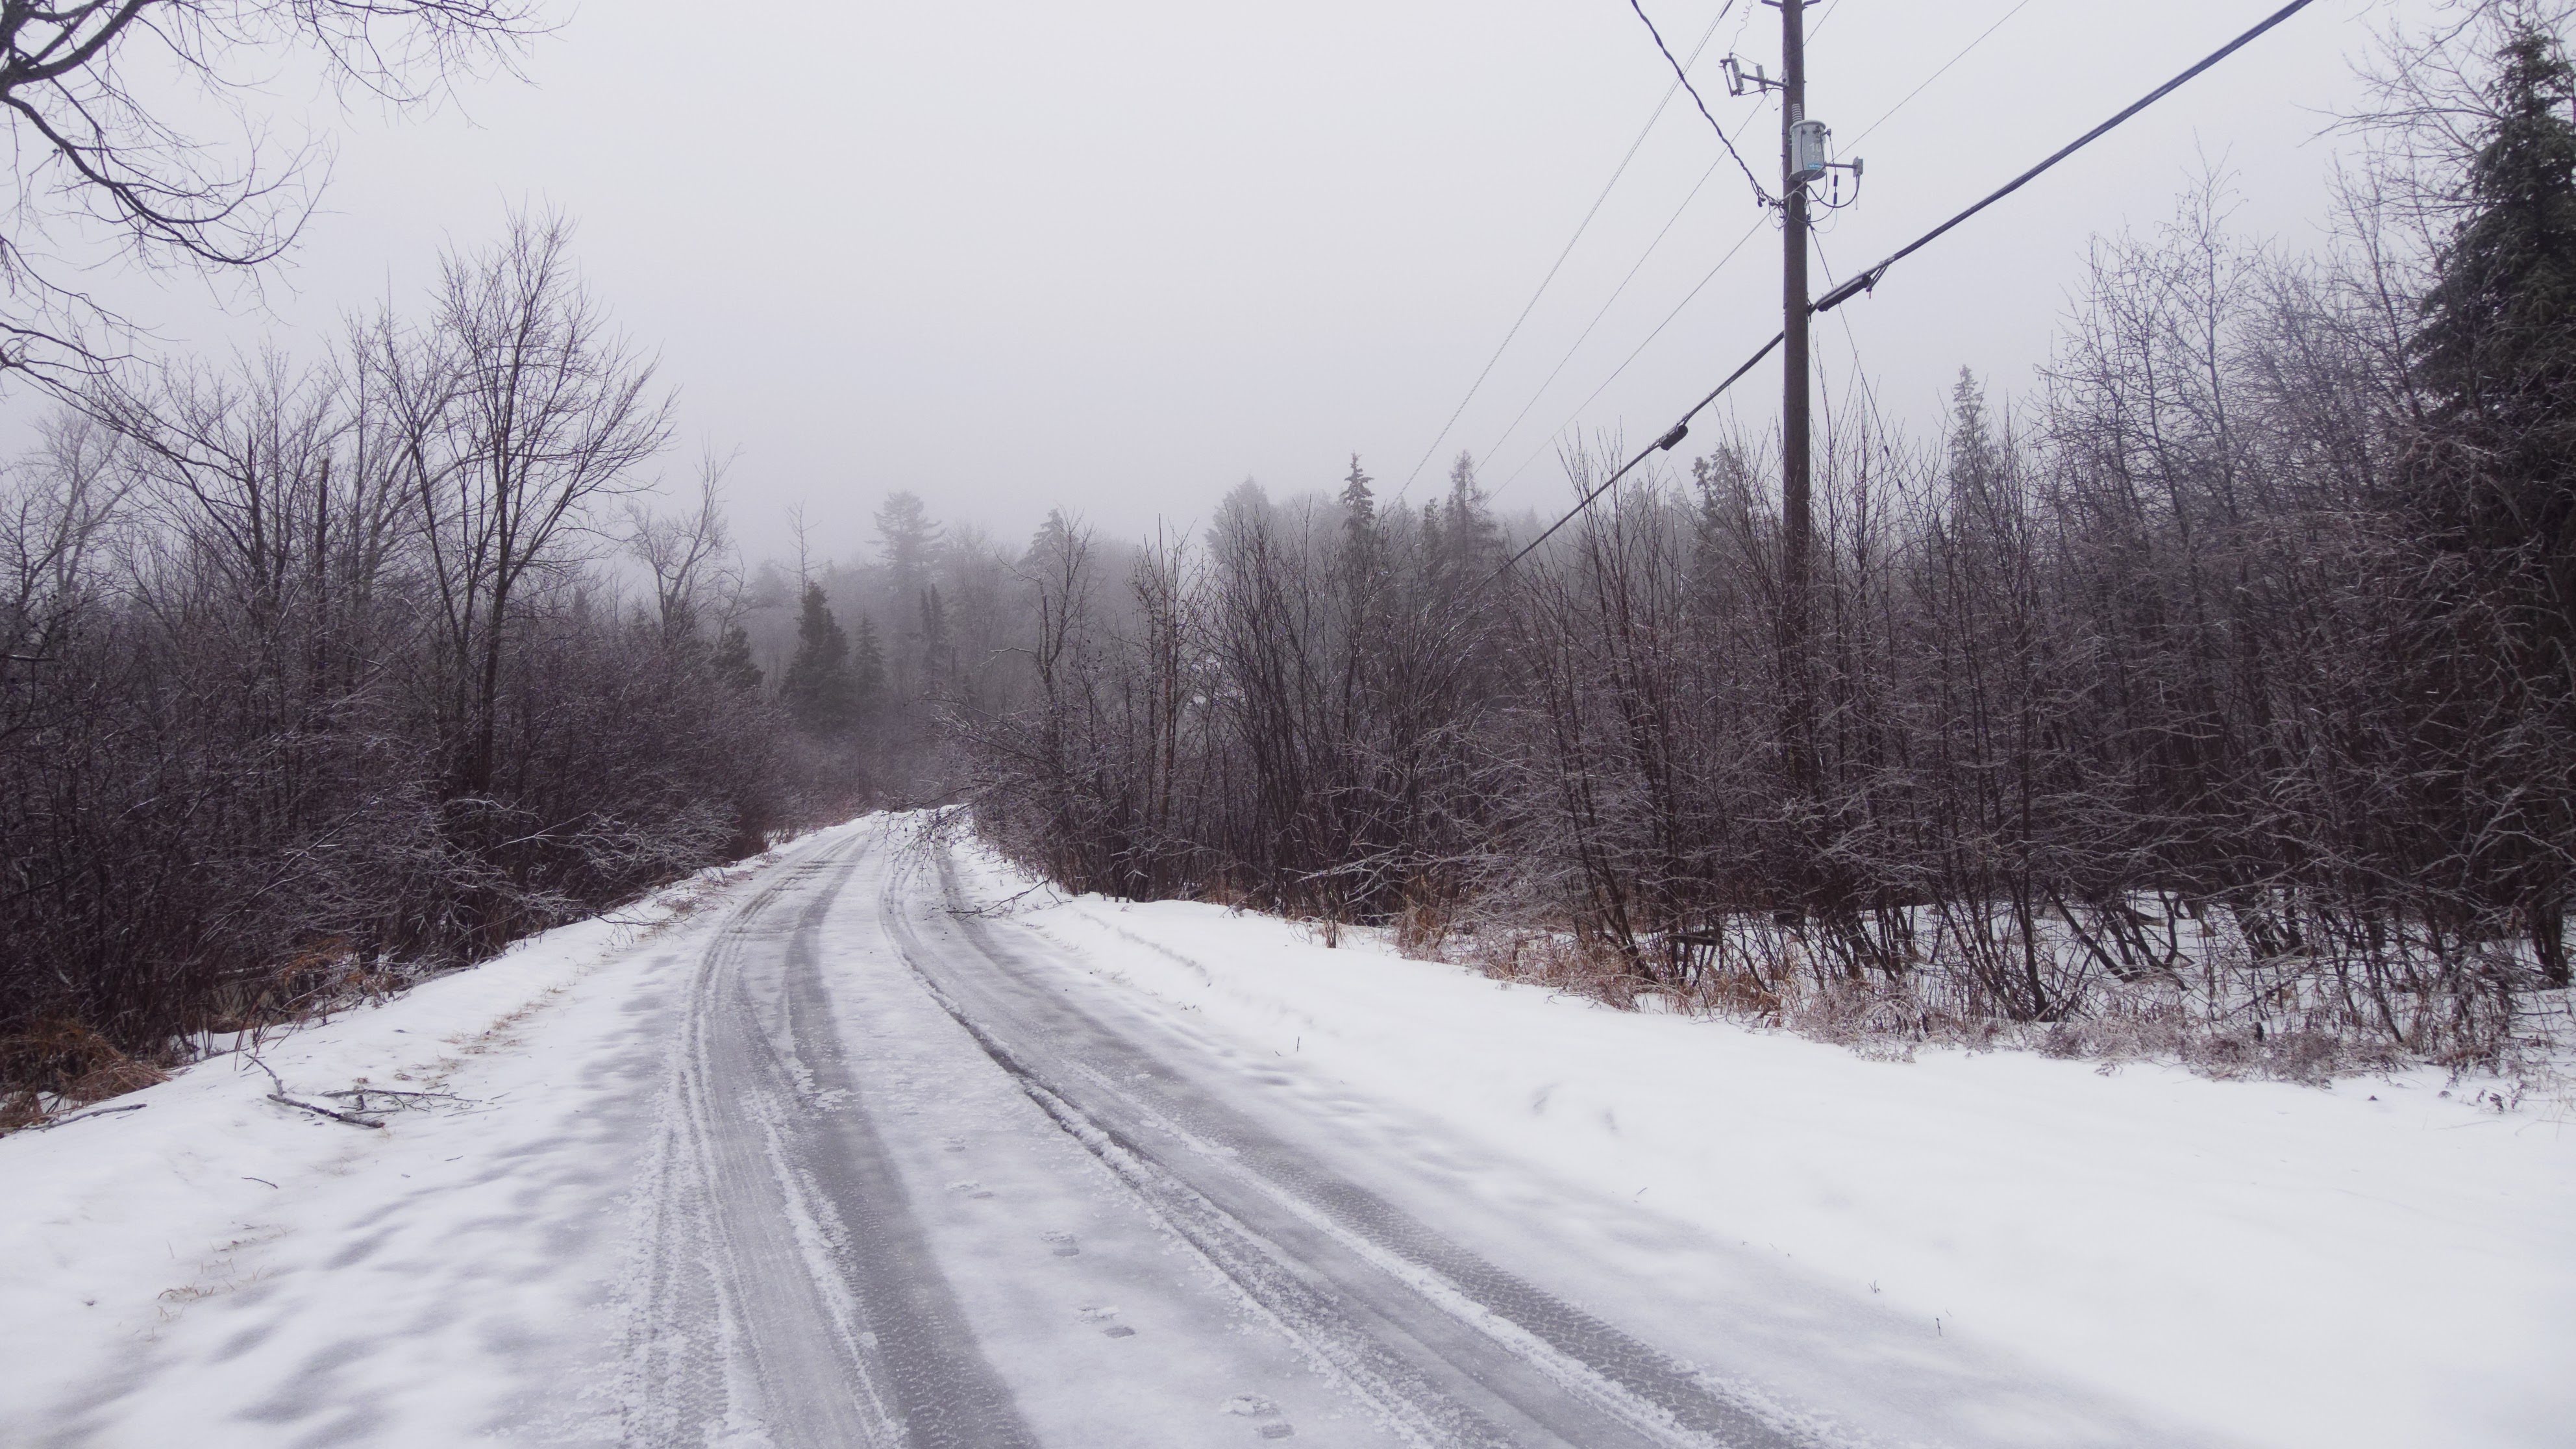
1041, 1231, 1080, 1257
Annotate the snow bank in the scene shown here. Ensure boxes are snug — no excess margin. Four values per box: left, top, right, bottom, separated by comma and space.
952, 843, 2576, 1449
0, 824, 856, 1447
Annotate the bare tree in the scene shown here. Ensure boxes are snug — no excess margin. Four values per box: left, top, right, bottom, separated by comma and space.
0, 1, 542, 380
628, 450, 740, 644
379, 211, 673, 795
0, 410, 125, 703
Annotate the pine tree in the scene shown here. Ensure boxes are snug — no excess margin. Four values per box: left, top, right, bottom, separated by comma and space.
1338, 453, 1378, 579
712, 622, 763, 695
917, 584, 952, 699
1437, 450, 1501, 579
1339, 453, 1376, 526
1946, 368, 1998, 493
874, 491, 943, 591
2411, 23, 2576, 614
778, 582, 859, 736
850, 614, 886, 712
2407, 23, 2576, 989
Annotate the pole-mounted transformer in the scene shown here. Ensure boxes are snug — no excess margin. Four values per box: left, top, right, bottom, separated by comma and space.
1788, 118, 1831, 186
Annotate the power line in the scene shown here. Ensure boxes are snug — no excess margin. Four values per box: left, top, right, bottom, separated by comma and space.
1479, 96, 1773, 481
1846, 0, 2039, 150
1480, 327, 1783, 593
1391, 3, 1735, 503
1626, 0, 1774, 208
1486, 0, 2324, 591
1493, 212, 1768, 497
1816, 0, 2318, 314
1490, 2, 2033, 495
1474, 156, 1724, 473
1811, 236, 1902, 484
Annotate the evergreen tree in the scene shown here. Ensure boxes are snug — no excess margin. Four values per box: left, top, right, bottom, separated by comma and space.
1339, 453, 1376, 529
2411, 23, 2576, 623
1437, 449, 1501, 578
2405, 19, 2576, 989
851, 614, 886, 711
778, 582, 859, 735
874, 490, 943, 592
712, 622, 763, 695
917, 584, 952, 698
1338, 453, 1379, 580
1946, 368, 1998, 492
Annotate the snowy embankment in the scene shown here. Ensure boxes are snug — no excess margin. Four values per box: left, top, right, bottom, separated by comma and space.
949, 842, 2576, 1449
0, 823, 862, 1447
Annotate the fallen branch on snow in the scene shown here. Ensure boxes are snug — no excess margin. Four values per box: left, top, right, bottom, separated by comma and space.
267, 1093, 385, 1129
25, 1102, 148, 1132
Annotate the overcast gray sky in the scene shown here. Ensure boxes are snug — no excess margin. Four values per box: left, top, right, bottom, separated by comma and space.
73, 0, 2429, 564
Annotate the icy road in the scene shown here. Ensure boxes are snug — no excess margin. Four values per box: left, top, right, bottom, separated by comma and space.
8, 814, 2568, 1447
647, 828, 1924, 1449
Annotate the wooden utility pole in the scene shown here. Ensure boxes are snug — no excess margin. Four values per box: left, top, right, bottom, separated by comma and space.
1779, 0, 1814, 774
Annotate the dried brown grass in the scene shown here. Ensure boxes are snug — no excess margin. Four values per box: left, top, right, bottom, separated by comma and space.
1424, 911, 2555, 1088
0, 1019, 175, 1128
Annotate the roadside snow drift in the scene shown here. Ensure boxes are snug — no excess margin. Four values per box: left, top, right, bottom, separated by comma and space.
0, 824, 869, 1447
946, 842, 2576, 1449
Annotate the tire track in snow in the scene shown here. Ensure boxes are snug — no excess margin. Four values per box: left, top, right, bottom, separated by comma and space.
630, 828, 1035, 1448
878, 832, 1823, 1449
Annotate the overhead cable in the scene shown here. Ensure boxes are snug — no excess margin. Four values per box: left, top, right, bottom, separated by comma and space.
1392, 3, 1736, 502
1814, 0, 2318, 314
1626, 0, 1775, 208
1477, 156, 1725, 471
1480, 328, 1783, 593
1846, 0, 2039, 150
1481, 95, 1773, 482
1493, 212, 1768, 496
1495, 0, 2036, 493
1488, 0, 2323, 589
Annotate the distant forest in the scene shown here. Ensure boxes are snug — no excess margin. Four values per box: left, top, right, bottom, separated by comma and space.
3, 2, 2571, 1105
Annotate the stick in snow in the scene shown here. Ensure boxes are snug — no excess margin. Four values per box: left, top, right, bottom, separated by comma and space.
267, 1093, 385, 1130
25, 1102, 147, 1132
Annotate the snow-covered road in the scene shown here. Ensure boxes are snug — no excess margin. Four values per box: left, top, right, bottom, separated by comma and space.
7, 813, 2568, 1446
643, 823, 1816, 1447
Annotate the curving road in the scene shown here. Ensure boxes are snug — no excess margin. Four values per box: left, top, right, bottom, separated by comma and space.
622, 819, 2196, 1449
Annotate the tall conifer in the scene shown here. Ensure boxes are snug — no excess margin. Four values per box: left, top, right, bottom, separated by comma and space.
779, 582, 858, 736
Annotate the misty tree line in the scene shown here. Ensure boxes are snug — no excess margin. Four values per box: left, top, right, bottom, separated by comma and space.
757, 491, 1028, 802
5, 1, 2566, 1094
960, 10, 2576, 1065
0, 206, 1052, 1101
0, 219, 805, 1097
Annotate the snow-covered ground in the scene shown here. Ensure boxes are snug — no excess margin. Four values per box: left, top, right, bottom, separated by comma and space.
0, 826, 861, 1446
947, 841, 2576, 1449
4, 813, 2568, 1448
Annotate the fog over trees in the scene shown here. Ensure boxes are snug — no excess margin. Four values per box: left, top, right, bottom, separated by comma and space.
961, 3, 2576, 1073
3, 1, 2572, 1106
